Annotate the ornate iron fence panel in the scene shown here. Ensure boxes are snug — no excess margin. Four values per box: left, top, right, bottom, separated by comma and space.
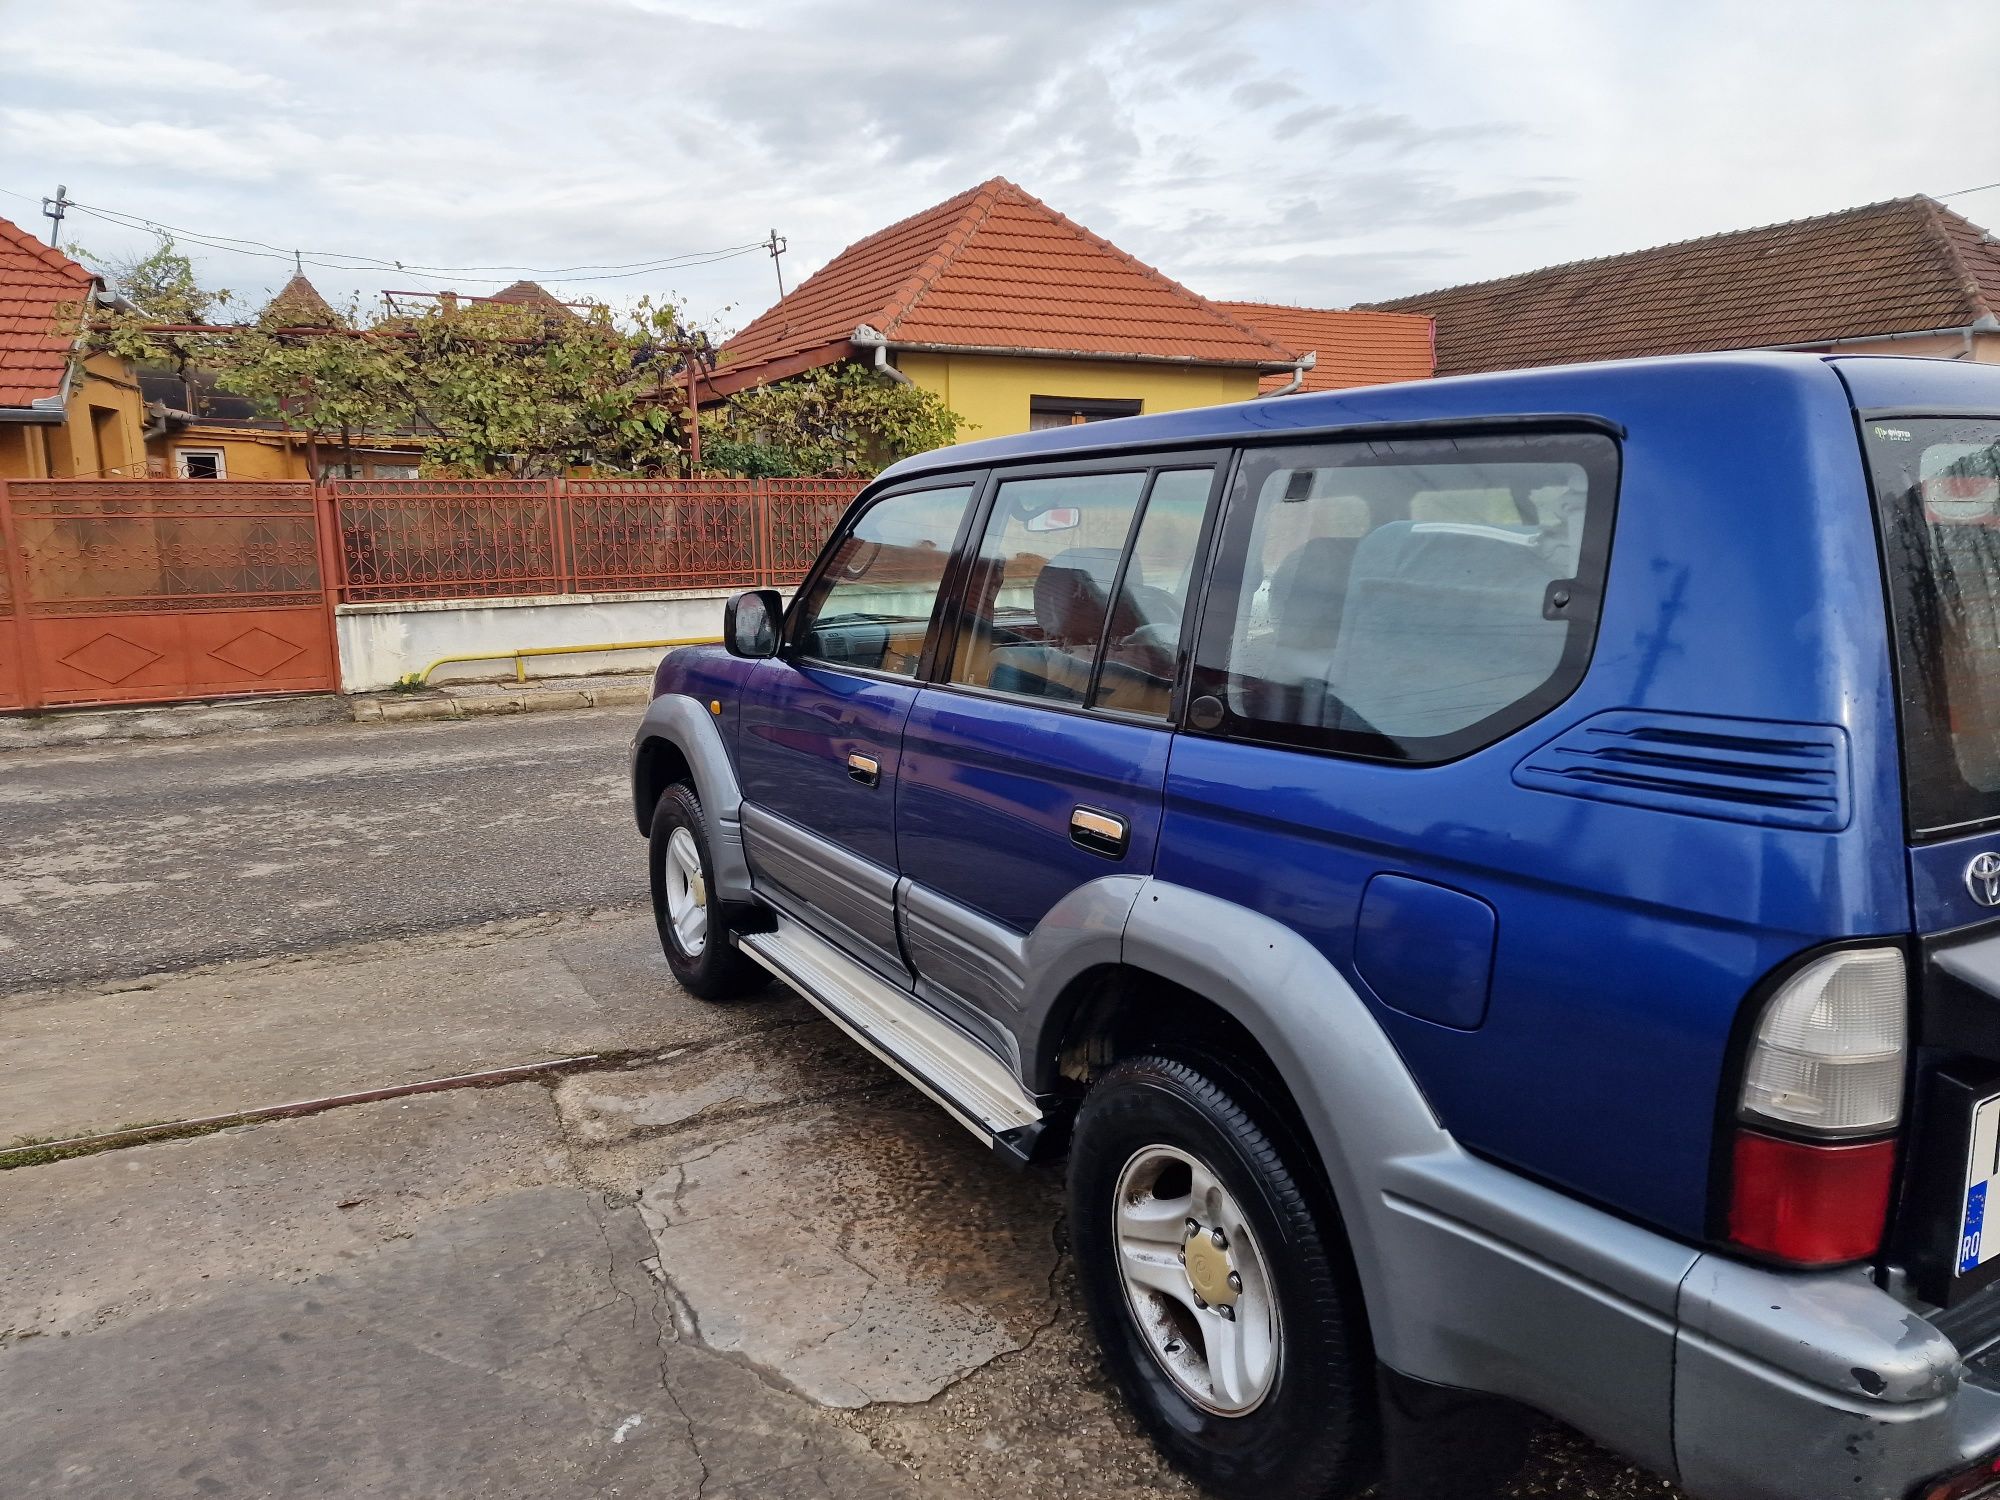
565, 478, 763, 592
2, 480, 335, 708
331, 479, 564, 601
761, 478, 860, 583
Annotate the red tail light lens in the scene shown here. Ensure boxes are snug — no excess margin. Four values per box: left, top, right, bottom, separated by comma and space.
1728, 1129, 1896, 1264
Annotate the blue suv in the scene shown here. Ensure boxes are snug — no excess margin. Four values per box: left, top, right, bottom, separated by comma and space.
631, 352, 2000, 1500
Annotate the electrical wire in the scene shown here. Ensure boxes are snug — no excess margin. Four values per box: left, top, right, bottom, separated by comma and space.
65, 203, 763, 284
1938, 180, 2000, 201
0, 183, 766, 285
65, 197, 766, 275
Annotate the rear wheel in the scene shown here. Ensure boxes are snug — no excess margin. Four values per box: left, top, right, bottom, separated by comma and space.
649, 782, 763, 1001
1069, 1054, 1376, 1499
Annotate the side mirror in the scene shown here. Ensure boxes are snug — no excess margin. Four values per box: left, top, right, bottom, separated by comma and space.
724, 589, 783, 659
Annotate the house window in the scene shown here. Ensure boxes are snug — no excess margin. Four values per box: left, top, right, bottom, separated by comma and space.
1028, 396, 1143, 431
175, 448, 227, 480
367, 462, 420, 480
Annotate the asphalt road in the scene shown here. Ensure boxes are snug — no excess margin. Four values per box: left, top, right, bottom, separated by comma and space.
0, 708, 642, 992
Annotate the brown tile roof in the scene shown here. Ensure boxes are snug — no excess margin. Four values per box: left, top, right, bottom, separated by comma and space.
1363, 196, 2000, 376
485, 279, 578, 317
1216, 302, 1435, 392
262, 273, 336, 327
0, 215, 93, 410
718, 178, 1295, 386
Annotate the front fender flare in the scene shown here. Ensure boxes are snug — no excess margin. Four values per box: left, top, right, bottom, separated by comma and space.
630, 693, 752, 903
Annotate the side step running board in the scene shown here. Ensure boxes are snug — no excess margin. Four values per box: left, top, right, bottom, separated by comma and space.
737, 919, 1043, 1155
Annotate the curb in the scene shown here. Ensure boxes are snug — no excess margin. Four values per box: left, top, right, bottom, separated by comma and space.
0, 695, 353, 753
350, 681, 650, 722
0, 680, 650, 751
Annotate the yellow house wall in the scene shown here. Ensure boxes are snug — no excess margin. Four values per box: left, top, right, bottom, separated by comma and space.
0, 423, 39, 479
63, 351, 148, 478
157, 427, 309, 481
893, 352, 1263, 440
0, 351, 148, 480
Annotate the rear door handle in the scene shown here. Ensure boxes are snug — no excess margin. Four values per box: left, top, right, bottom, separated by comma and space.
847, 752, 880, 787
1070, 807, 1129, 858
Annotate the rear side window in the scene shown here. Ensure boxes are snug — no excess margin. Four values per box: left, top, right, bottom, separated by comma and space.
1191, 430, 1619, 763
1865, 416, 2000, 836
792, 483, 973, 676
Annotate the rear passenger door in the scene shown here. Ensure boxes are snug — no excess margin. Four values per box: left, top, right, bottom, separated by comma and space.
897, 456, 1224, 1058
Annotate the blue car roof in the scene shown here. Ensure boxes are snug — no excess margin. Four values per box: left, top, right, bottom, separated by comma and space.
875, 351, 2000, 485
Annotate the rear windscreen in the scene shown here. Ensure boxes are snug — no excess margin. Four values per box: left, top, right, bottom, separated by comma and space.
1865, 416, 2000, 837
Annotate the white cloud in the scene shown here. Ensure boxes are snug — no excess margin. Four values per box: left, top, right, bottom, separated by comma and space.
0, 0, 1993, 324
0, 36, 284, 96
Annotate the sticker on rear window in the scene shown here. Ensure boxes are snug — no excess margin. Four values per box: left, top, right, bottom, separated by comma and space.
1875, 426, 1913, 442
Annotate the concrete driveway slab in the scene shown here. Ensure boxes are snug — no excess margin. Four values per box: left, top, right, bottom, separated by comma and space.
633, 1095, 1062, 1409
0, 909, 802, 1144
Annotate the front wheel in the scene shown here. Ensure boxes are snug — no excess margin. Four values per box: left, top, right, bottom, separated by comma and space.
649, 782, 763, 1001
1068, 1054, 1377, 1499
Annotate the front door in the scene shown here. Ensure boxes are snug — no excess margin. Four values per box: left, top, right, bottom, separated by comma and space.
896, 460, 1222, 1055
737, 477, 977, 979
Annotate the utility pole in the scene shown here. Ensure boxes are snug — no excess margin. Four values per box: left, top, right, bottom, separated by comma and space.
767, 229, 788, 299
41, 184, 71, 246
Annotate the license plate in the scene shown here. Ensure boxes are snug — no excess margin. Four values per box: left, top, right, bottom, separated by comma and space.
1960, 1094, 2000, 1275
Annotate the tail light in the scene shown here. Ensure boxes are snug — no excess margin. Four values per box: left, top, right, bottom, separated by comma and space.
1727, 947, 1908, 1265
1920, 1452, 2000, 1500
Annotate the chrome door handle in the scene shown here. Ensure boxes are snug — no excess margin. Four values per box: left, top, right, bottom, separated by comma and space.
847, 752, 880, 787
1070, 807, 1129, 858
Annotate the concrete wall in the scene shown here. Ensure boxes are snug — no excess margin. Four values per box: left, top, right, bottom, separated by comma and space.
335, 588, 745, 691
894, 351, 1262, 439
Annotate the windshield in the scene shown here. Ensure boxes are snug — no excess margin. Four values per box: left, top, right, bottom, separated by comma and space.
1866, 416, 2000, 838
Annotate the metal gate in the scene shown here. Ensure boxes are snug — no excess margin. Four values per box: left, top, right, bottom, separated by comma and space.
0, 480, 338, 709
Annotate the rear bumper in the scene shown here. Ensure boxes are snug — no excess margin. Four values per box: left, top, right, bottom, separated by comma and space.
1375, 1153, 2000, 1500
1672, 1254, 2000, 1500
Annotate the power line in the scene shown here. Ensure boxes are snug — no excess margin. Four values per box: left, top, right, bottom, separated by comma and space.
0, 183, 765, 284
1938, 179, 2000, 200
67, 197, 767, 275
66, 202, 764, 283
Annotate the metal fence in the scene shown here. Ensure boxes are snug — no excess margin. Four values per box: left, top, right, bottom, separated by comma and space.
0, 474, 863, 710
328, 475, 859, 602
0, 479, 339, 709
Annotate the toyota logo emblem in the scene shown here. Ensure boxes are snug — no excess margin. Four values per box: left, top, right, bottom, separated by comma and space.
1967, 852, 2000, 907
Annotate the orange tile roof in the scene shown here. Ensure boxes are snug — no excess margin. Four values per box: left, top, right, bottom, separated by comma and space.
719, 178, 1296, 385
1216, 303, 1434, 392
0, 215, 92, 410
1363, 196, 2000, 376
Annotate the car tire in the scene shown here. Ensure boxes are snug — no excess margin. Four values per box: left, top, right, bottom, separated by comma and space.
649, 782, 764, 1001
1069, 1053, 1376, 1500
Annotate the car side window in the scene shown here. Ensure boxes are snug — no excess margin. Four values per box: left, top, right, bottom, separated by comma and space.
948, 471, 1151, 705
1192, 431, 1618, 762
792, 483, 973, 677
1089, 468, 1215, 717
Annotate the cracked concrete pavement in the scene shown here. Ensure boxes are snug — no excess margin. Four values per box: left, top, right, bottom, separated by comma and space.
0, 711, 1681, 1498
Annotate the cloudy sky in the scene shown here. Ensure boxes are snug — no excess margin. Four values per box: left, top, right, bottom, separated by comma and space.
3, 0, 1995, 334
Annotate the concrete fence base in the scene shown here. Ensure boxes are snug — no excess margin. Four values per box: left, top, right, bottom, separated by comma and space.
334, 588, 744, 691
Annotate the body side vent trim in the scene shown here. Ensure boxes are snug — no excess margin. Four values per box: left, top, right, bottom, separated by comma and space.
1513, 710, 1851, 831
